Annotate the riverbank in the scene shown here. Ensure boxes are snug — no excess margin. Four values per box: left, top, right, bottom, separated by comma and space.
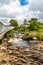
0, 41, 43, 65
0, 31, 43, 65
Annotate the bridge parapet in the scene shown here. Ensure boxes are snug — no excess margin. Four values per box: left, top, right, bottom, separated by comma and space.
0, 26, 14, 39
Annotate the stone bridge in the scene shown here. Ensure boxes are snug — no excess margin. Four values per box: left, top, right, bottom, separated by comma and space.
0, 26, 14, 39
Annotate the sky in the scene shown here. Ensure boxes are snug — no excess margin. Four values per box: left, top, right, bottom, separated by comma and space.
0, 0, 43, 24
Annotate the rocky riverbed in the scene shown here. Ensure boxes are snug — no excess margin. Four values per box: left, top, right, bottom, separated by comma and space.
0, 41, 43, 65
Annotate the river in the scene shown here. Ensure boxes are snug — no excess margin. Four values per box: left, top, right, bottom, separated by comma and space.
8, 32, 36, 47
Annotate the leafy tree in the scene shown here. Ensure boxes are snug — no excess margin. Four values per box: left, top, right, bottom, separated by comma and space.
7, 19, 18, 37
31, 18, 38, 22
18, 24, 25, 32
23, 19, 27, 25
29, 18, 40, 31
10, 19, 18, 27
37, 22, 43, 29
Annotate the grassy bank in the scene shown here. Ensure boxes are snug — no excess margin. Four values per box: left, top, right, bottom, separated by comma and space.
22, 31, 43, 41
18, 18, 43, 41
1, 18, 43, 42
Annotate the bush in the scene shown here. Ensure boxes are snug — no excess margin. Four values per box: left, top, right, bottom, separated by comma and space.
29, 21, 40, 31
22, 32, 35, 40
10, 19, 18, 27
7, 29, 15, 37
36, 32, 43, 41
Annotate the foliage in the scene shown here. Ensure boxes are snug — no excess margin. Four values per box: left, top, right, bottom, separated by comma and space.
28, 18, 43, 31
36, 32, 43, 41
22, 18, 43, 40
23, 33, 34, 40
7, 29, 15, 37
7, 18, 43, 41
10, 19, 18, 27
30, 18, 38, 22
29, 20, 39, 31
6, 20, 18, 38
22, 31, 37, 40
23, 19, 28, 25
18, 24, 25, 32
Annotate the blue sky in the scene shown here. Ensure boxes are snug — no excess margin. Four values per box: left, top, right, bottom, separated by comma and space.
0, 0, 43, 24
20, 0, 28, 6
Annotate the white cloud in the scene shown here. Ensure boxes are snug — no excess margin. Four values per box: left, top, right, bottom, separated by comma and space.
0, 0, 29, 24
28, 0, 43, 21
0, 0, 43, 24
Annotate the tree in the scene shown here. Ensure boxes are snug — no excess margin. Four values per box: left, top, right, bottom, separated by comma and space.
28, 18, 38, 23
23, 19, 27, 25
18, 24, 25, 32
29, 18, 40, 31
10, 19, 18, 27
31, 18, 38, 22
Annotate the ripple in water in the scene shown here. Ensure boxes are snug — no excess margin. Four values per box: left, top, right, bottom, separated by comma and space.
8, 38, 29, 47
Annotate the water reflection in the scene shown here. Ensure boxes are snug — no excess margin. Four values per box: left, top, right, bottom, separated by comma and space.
8, 32, 35, 47
8, 38, 29, 47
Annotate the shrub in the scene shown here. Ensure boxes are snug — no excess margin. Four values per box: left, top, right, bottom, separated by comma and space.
7, 29, 15, 37
36, 32, 43, 41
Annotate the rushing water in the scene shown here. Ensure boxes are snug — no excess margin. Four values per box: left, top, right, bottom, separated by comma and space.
10, 39, 29, 47
8, 32, 30, 47
8, 32, 36, 47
